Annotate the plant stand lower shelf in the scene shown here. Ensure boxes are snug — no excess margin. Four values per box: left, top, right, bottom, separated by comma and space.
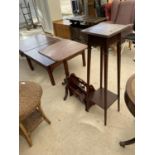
88, 88, 118, 110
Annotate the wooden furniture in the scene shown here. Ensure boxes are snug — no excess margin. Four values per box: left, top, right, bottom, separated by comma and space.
67, 16, 106, 26
64, 73, 95, 110
67, 16, 106, 43
82, 22, 130, 125
19, 81, 51, 147
19, 34, 86, 85
40, 40, 87, 78
88, 0, 96, 16
53, 17, 106, 43
120, 74, 135, 147
53, 20, 71, 39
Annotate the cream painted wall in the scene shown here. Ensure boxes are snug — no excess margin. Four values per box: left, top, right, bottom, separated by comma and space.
48, 0, 62, 21
47, 0, 62, 34
35, 0, 62, 33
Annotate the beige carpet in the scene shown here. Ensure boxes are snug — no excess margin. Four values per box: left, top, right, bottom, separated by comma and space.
19, 31, 135, 155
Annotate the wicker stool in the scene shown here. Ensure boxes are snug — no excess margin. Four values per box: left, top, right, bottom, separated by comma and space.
19, 81, 51, 147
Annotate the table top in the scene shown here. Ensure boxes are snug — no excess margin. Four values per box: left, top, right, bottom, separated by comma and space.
19, 34, 61, 66
19, 34, 60, 52
67, 15, 106, 24
82, 22, 131, 38
24, 45, 55, 67
40, 40, 87, 61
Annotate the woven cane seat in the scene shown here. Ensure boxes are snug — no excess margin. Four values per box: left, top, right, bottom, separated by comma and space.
19, 81, 42, 121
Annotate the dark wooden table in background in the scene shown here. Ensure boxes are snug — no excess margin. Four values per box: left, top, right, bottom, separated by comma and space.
19, 34, 86, 85
82, 22, 130, 125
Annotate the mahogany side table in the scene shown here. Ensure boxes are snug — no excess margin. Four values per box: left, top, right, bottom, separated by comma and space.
40, 40, 87, 78
82, 22, 130, 125
19, 34, 86, 85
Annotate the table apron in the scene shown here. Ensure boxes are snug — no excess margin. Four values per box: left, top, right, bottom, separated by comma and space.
88, 34, 121, 47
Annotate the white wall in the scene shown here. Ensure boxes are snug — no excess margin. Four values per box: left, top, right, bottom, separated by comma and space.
47, 0, 62, 33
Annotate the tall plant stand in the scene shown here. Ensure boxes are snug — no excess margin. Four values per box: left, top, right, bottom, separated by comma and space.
82, 22, 130, 125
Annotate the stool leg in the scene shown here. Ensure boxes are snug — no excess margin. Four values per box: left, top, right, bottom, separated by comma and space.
20, 123, 32, 147
38, 105, 51, 124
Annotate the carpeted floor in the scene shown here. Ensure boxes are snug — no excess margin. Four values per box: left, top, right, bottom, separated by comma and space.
19, 29, 135, 155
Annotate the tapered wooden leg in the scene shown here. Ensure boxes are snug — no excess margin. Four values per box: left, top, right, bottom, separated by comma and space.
38, 105, 51, 124
86, 42, 92, 111
26, 56, 34, 71
20, 123, 32, 147
82, 50, 86, 66
62, 61, 69, 85
117, 40, 121, 112
46, 66, 55, 85
103, 42, 109, 126
63, 60, 69, 78
87, 43, 91, 85
100, 46, 103, 88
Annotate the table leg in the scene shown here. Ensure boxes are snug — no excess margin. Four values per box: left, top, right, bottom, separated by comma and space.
120, 137, 135, 147
103, 42, 109, 126
117, 40, 121, 112
19, 51, 24, 57
26, 56, 34, 71
63, 60, 69, 77
87, 43, 91, 85
100, 46, 103, 88
62, 60, 69, 85
46, 66, 55, 85
82, 50, 86, 66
